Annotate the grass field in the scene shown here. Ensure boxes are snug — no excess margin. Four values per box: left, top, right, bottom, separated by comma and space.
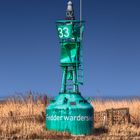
0, 94, 140, 140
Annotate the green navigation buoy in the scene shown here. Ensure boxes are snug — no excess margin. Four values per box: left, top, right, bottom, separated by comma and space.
46, 1, 94, 135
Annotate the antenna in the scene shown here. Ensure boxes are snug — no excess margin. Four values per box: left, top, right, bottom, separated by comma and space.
80, 0, 83, 40
80, 0, 82, 21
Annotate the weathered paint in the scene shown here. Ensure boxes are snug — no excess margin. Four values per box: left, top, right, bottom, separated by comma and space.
46, 93, 93, 135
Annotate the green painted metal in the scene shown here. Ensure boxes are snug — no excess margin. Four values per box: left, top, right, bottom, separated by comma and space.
60, 42, 80, 65
56, 20, 85, 93
56, 20, 84, 42
46, 93, 93, 135
46, 1, 94, 136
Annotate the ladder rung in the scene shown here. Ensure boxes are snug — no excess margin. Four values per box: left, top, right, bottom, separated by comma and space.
66, 84, 73, 86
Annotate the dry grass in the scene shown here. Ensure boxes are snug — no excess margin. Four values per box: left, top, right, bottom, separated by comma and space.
0, 94, 47, 116
0, 94, 71, 139
92, 99, 140, 139
0, 94, 139, 139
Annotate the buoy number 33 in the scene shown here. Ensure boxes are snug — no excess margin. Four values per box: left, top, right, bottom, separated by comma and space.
58, 27, 70, 38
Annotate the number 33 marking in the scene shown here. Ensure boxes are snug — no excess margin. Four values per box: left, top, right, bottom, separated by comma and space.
58, 27, 70, 38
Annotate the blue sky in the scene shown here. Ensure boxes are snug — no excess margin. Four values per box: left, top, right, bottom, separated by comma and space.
0, 0, 140, 97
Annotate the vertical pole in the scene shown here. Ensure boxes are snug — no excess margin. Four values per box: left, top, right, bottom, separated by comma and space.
64, 67, 68, 92
75, 66, 79, 93
80, 0, 82, 40
73, 67, 76, 92
80, 0, 82, 21
61, 67, 67, 93
80, 0, 84, 85
61, 67, 65, 92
